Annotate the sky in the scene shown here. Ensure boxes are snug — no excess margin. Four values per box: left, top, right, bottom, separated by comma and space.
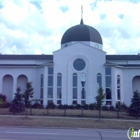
0, 0, 140, 55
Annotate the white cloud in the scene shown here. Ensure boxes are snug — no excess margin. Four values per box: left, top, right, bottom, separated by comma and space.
0, 0, 140, 54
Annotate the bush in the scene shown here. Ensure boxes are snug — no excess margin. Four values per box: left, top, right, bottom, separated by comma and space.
9, 100, 25, 113
32, 102, 44, 109
127, 91, 140, 116
69, 105, 75, 109
58, 104, 63, 109
0, 94, 7, 108
63, 104, 69, 109
75, 104, 81, 109
9, 87, 25, 113
89, 103, 95, 110
102, 105, 109, 111
109, 105, 115, 111
116, 101, 128, 111
47, 102, 56, 109
0, 94, 6, 102
121, 102, 128, 111
83, 104, 89, 110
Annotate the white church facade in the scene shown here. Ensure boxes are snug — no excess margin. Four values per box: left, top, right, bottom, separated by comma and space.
0, 18, 140, 107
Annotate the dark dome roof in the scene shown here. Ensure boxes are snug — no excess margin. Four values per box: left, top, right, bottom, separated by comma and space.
61, 19, 102, 45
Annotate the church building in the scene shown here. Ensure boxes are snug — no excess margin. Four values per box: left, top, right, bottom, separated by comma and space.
0, 17, 140, 107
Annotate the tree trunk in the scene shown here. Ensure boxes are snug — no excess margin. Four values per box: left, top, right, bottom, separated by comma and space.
47, 107, 49, 115
117, 109, 120, 118
30, 106, 32, 115
64, 108, 66, 116
99, 109, 101, 121
81, 107, 84, 116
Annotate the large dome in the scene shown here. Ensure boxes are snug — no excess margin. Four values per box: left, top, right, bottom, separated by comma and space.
61, 19, 102, 45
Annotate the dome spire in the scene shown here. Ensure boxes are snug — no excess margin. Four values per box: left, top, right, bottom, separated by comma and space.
80, 5, 84, 25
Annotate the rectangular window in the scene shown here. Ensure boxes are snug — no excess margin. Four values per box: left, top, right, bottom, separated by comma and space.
40, 74, 43, 104
57, 100, 61, 105
117, 89, 120, 100
73, 100, 77, 105
48, 88, 53, 98
48, 67, 53, 74
41, 76, 43, 87
106, 76, 111, 87
73, 76, 77, 87
105, 67, 111, 75
81, 89, 85, 99
81, 100, 86, 105
106, 101, 112, 105
106, 88, 111, 99
97, 76, 102, 87
57, 88, 61, 98
40, 88, 43, 98
48, 76, 53, 86
57, 76, 62, 86
73, 88, 77, 99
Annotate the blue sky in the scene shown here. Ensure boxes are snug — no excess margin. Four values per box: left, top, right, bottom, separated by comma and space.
0, 0, 140, 54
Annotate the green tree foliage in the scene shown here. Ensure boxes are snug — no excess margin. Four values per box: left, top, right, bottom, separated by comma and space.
128, 91, 140, 116
0, 94, 7, 108
95, 87, 106, 120
9, 87, 25, 113
23, 82, 34, 108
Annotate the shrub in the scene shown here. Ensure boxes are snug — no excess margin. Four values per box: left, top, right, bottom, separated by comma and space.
102, 105, 109, 111
116, 101, 128, 111
109, 105, 115, 111
83, 104, 89, 110
0, 94, 6, 102
0, 94, 7, 108
32, 102, 44, 109
63, 104, 69, 109
69, 105, 75, 109
58, 104, 63, 109
0, 98, 6, 108
47, 102, 56, 109
121, 102, 128, 111
9, 87, 25, 113
9, 100, 25, 113
127, 91, 140, 116
75, 104, 81, 109
89, 103, 95, 110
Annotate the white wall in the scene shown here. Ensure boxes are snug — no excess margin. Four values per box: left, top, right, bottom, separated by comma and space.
54, 42, 106, 105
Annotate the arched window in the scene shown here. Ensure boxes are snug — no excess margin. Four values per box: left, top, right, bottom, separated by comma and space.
40, 74, 43, 104
2, 74, 13, 101
105, 67, 112, 105
81, 73, 86, 101
72, 73, 77, 105
57, 73, 62, 105
117, 75, 121, 100
47, 67, 53, 103
17, 75, 28, 91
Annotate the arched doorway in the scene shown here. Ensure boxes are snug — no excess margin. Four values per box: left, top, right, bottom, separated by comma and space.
132, 76, 140, 92
17, 75, 28, 92
2, 75, 13, 101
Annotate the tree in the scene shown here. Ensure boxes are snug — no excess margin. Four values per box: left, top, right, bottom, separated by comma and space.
9, 87, 25, 114
128, 91, 140, 117
95, 87, 106, 120
0, 94, 7, 108
23, 82, 34, 108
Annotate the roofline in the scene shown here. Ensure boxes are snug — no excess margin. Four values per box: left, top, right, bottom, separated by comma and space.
0, 54, 53, 60
106, 55, 140, 60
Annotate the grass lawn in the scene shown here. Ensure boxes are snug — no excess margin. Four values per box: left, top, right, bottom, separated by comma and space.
0, 108, 139, 130
0, 115, 139, 130
0, 108, 139, 120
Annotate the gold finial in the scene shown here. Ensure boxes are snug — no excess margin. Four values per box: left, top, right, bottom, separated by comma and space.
81, 5, 83, 19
